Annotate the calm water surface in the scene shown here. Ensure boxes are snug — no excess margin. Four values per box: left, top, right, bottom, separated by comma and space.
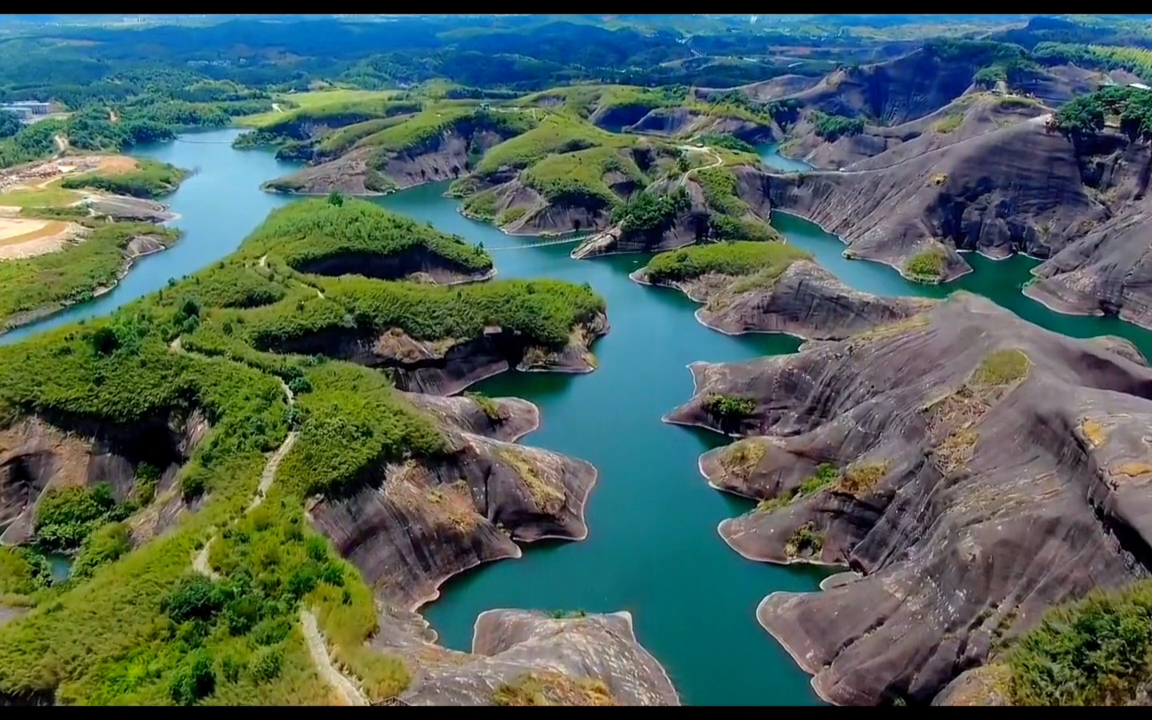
7, 133, 1152, 705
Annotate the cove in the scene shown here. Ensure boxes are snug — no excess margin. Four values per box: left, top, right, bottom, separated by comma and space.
0, 128, 299, 346
377, 183, 827, 706
5, 133, 1152, 705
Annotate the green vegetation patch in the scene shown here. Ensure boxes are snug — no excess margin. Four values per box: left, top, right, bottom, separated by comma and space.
173, 263, 288, 310
360, 107, 536, 156
694, 133, 756, 154
0, 221, 181, 331
1006, 581, 1152, 706
1055, 84, 1152, 140
0, 547, 52, 596
611, 187, 690, 235
34, 484, 135, 552
933, 113, 965, 134
970, 349, 1031, 388
905, 248, 947, 283
520, 146, 644, 207
318, 276, 604, 348
784, 521, 824, 558
810, 110, 866, 141
474, 114, 632, 176
645, 241, 809, 285
277, 363, 444, 497
60, 159, 189, 199
693, 167, 747, 217
240, 197, 492, 274
757, 463, 840, 512
462, 189, 500, 220
702, 394, 756, 424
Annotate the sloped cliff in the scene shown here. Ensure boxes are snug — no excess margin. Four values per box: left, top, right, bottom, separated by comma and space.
667, 291, 1152, 705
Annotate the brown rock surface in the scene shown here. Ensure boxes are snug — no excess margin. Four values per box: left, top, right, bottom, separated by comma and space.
371, 607, 679, 706
666, 291, 1152, 705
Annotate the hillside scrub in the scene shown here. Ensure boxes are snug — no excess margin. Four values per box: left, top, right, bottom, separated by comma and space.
473, 114, 633, 176
1006, 581, 1152, 705
0, 221, 181, 332
358, 106, 537, 155
644, 241, 810, 284
233, 275, 604, 351
239, 197, 492, 274
810, 110, 866, 141
905, 249, 946, 282
611, 188, 690, 235
60, 158, 189, 199
1055, 84, 1152, 139
520, 146, 645, 206
0, 193, 606, 704
694, 133, 756, 154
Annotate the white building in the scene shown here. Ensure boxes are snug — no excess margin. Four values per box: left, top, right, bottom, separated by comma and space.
1, 101, 52, 119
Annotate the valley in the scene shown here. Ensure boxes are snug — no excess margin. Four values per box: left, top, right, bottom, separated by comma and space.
4, 12, 1152, 708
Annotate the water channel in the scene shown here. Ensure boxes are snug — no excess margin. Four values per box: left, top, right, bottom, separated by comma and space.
7, 128, 1152, 705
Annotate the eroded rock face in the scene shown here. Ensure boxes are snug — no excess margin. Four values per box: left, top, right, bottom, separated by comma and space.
308, 394, 595, 612
267, 123, 513, 196
290, 246, 494, 285
307, 387, 676, 706
87, 195, 176, 223
666, 292, 1152, 705
573, 167, 775, 259
371, 607, 680, 706
265, 314, 608, 397
766, 116, 1115, 282
634, 259, 933, 339
0, 411, 207, 546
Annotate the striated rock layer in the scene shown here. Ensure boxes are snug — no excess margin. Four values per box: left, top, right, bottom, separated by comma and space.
634, 258, 932, 339
667, 290, 1152, 705
372, 607, 680, 706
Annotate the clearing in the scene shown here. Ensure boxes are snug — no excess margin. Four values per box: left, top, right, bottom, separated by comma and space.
0, 215, 80, 260
0, 155, 142, 210
235, 89, 399, 128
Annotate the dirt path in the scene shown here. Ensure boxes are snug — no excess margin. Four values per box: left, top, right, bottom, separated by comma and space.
173, 338, 366, 704
192, 537, 220, 581
670, 145, 724, 190
178, 338, 298, 577
300, 608, 369, 706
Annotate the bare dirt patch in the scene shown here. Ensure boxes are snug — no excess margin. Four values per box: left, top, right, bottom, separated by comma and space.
96, 155, 137, 174
0, 154, 137, 193
0, 218, 81, 260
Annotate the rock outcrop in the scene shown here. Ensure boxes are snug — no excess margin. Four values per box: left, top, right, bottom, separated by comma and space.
372, 607, 680, 706
266, 115, 519, 196
573, 165, 778, 259
309, 412, 596, 610
666, 291, 1152, 705
764, 114, 1116, 282
0, 410, 208, 546
634, 258, 933, 338
86, 195, 177, 224
264, 313, 607, 397
789, 92, 1050, 171
303, 390, 682, 706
